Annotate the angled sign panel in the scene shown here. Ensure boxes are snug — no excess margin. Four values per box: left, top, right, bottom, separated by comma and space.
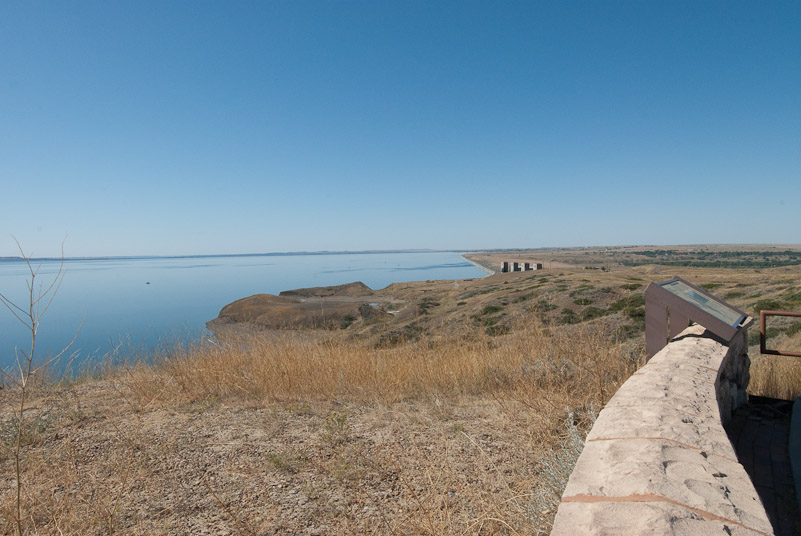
644, 276, 752, 359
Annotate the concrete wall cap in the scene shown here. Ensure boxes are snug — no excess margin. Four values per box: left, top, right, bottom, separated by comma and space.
551, 325, 773, 535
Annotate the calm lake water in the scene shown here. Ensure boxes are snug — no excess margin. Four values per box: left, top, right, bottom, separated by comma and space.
0, 251, 486, 372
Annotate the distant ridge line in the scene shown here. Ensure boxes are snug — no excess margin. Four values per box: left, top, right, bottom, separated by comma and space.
0, 249, 474, 263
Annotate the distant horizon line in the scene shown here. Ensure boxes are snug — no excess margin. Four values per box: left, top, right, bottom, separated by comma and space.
0, 248, 480, 262
1, 242, 799, 263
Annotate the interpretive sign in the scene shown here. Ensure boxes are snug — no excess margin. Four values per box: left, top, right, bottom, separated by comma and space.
659, 279, 745, 328
644, 276, 752, 359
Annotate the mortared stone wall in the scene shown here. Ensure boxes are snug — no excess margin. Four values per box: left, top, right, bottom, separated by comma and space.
551, 324, 773, 535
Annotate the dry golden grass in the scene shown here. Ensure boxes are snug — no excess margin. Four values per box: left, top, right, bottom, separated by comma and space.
0, 319, 640, 535
6, 243, 801, 534
747, 319, 801, 399
748, 354, 801, 400
130, 318, 639, 409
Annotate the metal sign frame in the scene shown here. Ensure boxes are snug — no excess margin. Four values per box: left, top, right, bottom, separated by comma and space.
644, 276, 752, 359
760, 310, 801, 357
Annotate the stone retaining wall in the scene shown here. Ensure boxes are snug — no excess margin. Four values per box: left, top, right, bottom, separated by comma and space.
550, 324, 774, 535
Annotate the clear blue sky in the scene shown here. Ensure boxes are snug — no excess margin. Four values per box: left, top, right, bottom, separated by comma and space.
1, 1, 799, 257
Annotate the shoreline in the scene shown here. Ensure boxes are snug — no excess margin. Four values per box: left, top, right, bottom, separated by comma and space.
461, 254, 496, 276
1, 252, 491, 370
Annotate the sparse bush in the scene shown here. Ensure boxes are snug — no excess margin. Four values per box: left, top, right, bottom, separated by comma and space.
568, 285, 594, 297
265, 450, 306, 474
480, 316, 500, 327
485, 323, 510, 336
581, 306, 606, 321
615, 324, 642, 341
627, 306, 645, 322
559, 308, 578, 325
417, 297, 441, 315
749, 328, 780, 347
513, 293, 534, 303
610, 294, 645, 321
534, 300, 556, 312
481, 304, 504, 315
784, 290, 801, 306
751, 299, 783, 314
0, 411, 53, 448
610, 294, 645, 311
340, 314, 356, 329
530, 408, 596, 534
377, 324, 423, 347
323, 411, 349, 445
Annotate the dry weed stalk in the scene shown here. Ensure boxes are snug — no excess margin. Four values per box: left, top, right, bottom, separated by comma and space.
0, 241, 80, 535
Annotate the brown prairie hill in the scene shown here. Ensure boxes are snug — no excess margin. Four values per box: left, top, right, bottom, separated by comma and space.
208, 282, 390, 331
207, 248, 801, 392
279, 281, 373, 298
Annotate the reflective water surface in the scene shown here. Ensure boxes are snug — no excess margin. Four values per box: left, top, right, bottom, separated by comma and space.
0, 252, 486, 372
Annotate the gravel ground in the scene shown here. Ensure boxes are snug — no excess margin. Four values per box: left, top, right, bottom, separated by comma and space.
0, 381, 552, 535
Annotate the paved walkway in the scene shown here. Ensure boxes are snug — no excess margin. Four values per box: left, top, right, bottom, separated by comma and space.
725, 397, 801, 536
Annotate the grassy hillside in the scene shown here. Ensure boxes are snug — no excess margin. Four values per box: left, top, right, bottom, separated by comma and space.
1, 244, 800, 534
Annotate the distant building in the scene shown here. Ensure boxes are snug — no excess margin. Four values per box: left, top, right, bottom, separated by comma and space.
500, 261, 543, 273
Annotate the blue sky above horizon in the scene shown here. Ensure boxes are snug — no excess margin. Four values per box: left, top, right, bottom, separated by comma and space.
1, 1, 799, 258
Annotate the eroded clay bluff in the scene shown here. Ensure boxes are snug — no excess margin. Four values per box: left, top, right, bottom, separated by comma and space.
550, 324, 774, 536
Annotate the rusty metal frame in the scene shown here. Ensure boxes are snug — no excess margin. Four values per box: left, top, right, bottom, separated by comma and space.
760, 310, 801, 357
